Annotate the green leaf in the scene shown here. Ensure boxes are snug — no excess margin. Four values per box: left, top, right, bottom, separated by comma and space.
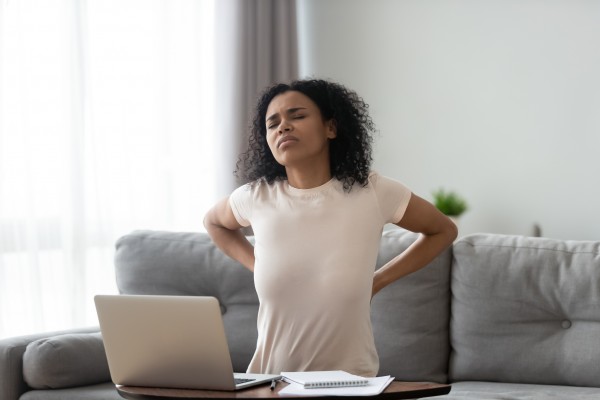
432, 188, 468, 216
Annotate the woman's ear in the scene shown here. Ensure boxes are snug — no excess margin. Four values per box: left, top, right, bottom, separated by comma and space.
326, 119, 337, 139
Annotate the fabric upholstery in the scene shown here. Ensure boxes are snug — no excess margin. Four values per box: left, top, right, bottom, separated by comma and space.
23, 332, 110, 389
422, 381, 600, 400
114, 230, 259, 372
0, 326, 98, 400
372, 229, 451, 382
449, 234, 600, 387
20, 382, 120, 400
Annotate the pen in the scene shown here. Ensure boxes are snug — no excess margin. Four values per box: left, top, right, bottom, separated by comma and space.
270, 378, 278, 391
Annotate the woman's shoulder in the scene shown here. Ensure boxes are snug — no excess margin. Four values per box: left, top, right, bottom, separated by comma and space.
367, 171, 411, 192
366, 170, 387, 185
368, 170, 380, 180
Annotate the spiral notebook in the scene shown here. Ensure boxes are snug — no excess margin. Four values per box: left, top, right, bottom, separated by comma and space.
281, 371, 369, 389
279, 371, 394, 397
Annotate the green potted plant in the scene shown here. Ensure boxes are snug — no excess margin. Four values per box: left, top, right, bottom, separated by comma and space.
432, 188, 468, 218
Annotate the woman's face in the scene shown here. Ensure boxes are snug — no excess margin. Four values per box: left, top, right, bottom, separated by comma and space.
264, 91, 336, 169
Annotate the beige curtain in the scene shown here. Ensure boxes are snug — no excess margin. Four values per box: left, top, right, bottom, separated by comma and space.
214, 0, 298, 197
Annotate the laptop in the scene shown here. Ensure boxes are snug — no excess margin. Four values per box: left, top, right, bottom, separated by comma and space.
94, 294, 279, 390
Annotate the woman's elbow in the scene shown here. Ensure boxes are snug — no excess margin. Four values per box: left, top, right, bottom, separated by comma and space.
445, 217, 459, 243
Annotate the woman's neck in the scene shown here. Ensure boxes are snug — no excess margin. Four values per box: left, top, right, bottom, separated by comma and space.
285, 166, 332, 189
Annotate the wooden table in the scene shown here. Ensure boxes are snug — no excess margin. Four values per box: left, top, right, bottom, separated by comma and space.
117, 380, 451, 400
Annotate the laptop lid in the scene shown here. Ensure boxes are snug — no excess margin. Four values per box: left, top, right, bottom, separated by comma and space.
94, 294, 277, 391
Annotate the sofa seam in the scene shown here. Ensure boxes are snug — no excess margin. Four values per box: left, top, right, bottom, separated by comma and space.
456, 241, 600, 256
124, 235, 203, 245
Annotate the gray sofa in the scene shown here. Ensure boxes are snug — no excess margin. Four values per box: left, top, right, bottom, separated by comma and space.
1, 229, 599, 400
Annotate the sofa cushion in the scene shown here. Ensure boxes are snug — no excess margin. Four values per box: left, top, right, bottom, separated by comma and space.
20, 382, 121, 400
114, 230, 259, 372
423, 381, 600, 400
372, 229, 452, 383
22, 333, 110, 389
449, 234, 600, 387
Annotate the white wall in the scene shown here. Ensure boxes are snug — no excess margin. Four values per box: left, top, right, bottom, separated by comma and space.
297, 0, 600, 240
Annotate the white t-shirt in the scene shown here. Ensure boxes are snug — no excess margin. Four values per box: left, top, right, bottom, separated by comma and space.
229, 171, 411, 376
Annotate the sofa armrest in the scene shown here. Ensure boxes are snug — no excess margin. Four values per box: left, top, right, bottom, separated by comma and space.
0, 326, 100, 400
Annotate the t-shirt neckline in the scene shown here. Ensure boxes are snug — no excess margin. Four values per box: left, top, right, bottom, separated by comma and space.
285, 177, 337, 195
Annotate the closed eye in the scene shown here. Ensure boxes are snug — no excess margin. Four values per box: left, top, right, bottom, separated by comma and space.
267, 116, 303, 129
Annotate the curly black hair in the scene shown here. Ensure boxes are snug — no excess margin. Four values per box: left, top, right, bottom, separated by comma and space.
235, 79, 375, 191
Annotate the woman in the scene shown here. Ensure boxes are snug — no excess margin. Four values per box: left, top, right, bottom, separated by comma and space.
204, 79, 457, 377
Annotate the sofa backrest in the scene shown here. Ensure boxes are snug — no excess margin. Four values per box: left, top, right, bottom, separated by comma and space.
373, 230, 452, 383
114, 229, 453, 382
115, 230, 259, 372
449, 233, 600, 387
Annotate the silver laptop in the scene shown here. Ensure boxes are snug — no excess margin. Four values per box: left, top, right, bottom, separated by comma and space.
94, 294, 279, 390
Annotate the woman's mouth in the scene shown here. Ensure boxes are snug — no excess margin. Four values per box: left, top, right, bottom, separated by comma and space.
277, 136, 298, 149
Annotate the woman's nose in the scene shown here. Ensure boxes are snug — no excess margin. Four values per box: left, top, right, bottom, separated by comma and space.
278, 120, 292, 134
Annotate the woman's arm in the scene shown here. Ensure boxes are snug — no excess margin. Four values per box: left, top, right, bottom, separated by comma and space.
203, 197, 256, 272
372, 193, 458, 297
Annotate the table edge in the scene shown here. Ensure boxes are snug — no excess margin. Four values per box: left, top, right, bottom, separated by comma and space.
117, 381, 451, 400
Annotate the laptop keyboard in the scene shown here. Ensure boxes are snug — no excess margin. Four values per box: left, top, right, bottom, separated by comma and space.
235, 378, 256, 385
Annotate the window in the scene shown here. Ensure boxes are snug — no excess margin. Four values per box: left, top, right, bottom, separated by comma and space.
0, 0, 216, 338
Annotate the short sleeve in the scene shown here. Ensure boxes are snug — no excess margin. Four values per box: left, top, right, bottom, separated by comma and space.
229, 184, 253, 227
370, 172, 412, 224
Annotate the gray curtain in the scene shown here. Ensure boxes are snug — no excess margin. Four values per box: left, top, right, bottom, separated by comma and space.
214, 0, 298, 197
